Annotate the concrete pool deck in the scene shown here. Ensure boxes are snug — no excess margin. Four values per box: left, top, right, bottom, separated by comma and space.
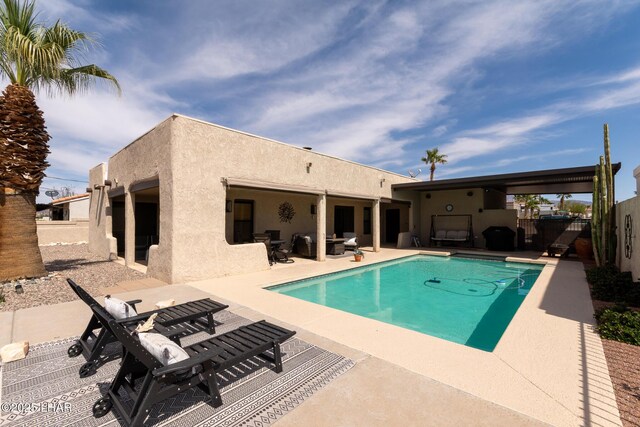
1, 248, 622, 426
185, 248, 621, 426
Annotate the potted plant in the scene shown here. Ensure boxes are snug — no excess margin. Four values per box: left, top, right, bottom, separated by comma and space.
353, 248, 365, 262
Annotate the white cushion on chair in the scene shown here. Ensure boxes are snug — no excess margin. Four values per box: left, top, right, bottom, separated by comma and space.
343, 232, 357, 247
104, 296, 138, 319
138, 332, 189, 366
434, 230, 447, 239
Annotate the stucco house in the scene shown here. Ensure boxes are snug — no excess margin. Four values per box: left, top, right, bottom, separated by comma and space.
87, 114, 609, 283
87, 115, 423, 283
50, 193, 90, 221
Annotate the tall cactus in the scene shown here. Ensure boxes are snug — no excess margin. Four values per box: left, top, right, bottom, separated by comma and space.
592, 124, 616, 266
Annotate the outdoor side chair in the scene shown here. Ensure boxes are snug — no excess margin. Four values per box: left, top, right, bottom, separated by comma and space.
90, 302, 296, 427
253, 232, 275, 264
66, 278, 229, 377
343, 232, 358, 251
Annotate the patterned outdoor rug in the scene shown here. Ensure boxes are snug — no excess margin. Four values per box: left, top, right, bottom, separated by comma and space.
0, 311, 354, 426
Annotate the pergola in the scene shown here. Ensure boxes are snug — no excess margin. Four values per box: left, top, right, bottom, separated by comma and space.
391, 164, 621, 195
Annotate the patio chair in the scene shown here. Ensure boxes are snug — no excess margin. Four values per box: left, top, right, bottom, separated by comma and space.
546, 223, 586, 258
253, 232, 275, 265
343, 232, 358, 251
91, 303, 296, 427
294, 234, 317, 258
66, 279, 229, 377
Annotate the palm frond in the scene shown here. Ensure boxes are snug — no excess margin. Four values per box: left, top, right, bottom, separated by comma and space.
0, 0, 119, 94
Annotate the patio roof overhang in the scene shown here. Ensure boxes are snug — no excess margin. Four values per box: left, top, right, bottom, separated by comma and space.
391, 163, 621, 195
223, 177, 381, 201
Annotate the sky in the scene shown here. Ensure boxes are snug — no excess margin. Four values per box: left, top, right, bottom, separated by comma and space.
17, 0, 640, 203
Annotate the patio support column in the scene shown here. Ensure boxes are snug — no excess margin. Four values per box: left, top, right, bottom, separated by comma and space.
316, 193, 326, 261
373, 198, 380, 252
124, 191, 135, 266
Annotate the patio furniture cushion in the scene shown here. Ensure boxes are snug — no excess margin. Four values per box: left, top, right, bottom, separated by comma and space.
104, 296, 137, 319
343, 232, 358, 247
138, 332, 189, 366
445, 230, 459, 239
455, 230, 468, 240
434, 230, 447, 239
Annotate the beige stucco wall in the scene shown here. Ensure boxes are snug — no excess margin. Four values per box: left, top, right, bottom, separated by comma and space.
88, 163, 117, 258
616, 195, 640, 280
166, 116, 415, 281
418, 188, 516, 248
89, 115, 416, 283
68, 198, 90, 220
37, 221, 88, 244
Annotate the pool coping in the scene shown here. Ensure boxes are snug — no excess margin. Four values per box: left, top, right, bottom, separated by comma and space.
188, 248, 622, 426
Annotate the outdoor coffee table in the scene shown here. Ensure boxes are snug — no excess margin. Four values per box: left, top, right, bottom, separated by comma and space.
326, 238, 346, 255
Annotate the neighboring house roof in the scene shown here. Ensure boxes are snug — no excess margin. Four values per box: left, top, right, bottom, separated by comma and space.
51, 193, 90, 205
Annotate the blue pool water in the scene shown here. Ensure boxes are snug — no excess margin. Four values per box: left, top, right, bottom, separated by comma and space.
269, 255, 543, 351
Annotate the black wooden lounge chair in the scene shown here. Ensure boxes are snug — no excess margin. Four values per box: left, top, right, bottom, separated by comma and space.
66, 279, 228, 377
90, 303, 296, 427
546, 220, 588, 258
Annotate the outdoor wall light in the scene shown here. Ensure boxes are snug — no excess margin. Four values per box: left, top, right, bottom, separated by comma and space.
225, 200, 232, 213
467, 191, 474, 197
425, 193, 431, 199
310, 204, 317, 215
380, 178, 386, 187
306, 162, 312, 173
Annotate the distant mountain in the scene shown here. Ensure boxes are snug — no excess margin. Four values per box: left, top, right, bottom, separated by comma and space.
555, 199, 592, 206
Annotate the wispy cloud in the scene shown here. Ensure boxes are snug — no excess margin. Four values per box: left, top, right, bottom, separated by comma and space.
14, 0, 639, 202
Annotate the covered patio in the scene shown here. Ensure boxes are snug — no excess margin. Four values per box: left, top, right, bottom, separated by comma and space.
223, 177, 413, 262
392, 164, 621, 253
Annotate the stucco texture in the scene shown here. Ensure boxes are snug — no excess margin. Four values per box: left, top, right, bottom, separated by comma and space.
89, 115, 417, 283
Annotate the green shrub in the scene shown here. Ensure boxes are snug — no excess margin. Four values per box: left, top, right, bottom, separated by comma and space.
625, 283, 640, 307
595, 308, 640, 346
586, 265, 630, 302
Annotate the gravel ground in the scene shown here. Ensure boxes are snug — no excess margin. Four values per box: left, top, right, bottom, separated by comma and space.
601, 339, 640, 426
0, 243, 145, 312
584, 260, 640, 427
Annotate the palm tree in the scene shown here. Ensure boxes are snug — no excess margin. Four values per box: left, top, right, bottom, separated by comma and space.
421, 148, 448, 181
556, 193, 572, 211
514, 194, 550, 219
0, 0, 119, 280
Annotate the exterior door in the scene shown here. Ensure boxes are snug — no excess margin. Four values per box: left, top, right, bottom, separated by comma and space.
233, 200, 254, 243
385, 208, 400, 244
334, 206, 355, 237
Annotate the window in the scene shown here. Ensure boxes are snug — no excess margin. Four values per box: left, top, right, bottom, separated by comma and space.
363, 207, 372, 235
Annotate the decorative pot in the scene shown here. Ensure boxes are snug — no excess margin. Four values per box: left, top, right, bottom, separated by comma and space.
354, 254, 363, 262
574, 237, 593, 259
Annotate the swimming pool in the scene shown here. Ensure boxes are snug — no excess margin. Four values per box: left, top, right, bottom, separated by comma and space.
269, 255, 543, 351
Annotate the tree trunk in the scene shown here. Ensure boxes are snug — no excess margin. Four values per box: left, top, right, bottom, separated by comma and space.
430, 164, 435, 181
0, 188, 46, 280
